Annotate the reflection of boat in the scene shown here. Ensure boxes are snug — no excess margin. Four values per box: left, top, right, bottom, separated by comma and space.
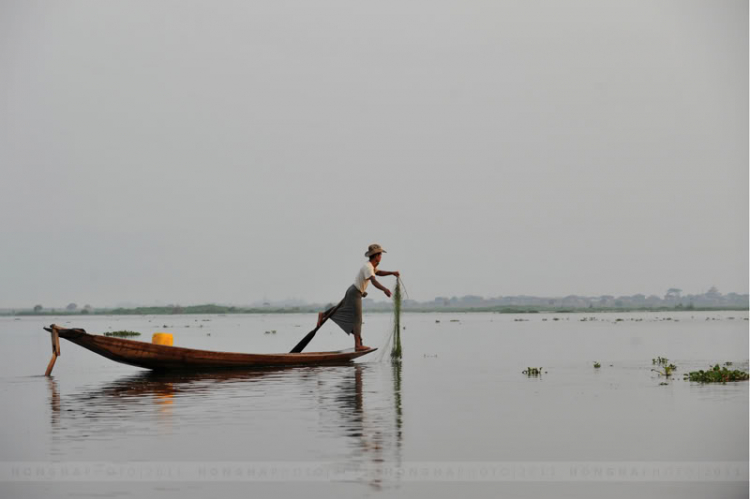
45, 368, 308, 443
45, 361, 404, 487
91, 367, 305, 396
43, 324, 376, 371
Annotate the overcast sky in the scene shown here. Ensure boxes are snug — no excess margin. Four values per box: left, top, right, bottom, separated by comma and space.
1, 0, 747, 308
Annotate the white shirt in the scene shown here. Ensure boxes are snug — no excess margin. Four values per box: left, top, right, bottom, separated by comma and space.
354, 262, 376, 293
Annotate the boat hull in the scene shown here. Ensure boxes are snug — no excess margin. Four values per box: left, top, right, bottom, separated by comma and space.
45, 326, 376, 371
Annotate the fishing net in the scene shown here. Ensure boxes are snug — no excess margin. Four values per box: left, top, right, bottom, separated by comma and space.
378, 277, 407, 363
390, 278, 402, 360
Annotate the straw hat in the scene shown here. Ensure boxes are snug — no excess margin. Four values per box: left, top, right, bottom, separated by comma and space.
365, 244, 387, 258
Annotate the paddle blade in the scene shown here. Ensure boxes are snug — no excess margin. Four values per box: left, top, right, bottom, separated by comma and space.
289, 330, 316, 353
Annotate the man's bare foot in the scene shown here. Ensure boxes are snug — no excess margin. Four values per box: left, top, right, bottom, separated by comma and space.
316, 312, 324, 328
354, 336, 365, 350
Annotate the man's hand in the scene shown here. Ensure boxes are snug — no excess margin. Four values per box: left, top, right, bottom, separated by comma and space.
384, 289, 392, 298
393, 271, 400, 278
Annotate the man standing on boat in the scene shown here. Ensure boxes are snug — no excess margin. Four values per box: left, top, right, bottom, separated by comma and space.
318, 244, 400, 351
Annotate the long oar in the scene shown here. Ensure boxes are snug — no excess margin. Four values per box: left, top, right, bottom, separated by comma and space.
289, 300, 344, 353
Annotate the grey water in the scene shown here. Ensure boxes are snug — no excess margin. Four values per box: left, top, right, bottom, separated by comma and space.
0, 311, 747, 498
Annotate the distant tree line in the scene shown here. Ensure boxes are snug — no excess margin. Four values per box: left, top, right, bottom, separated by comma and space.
8, 287, 748, 315
363, 287, 748, 311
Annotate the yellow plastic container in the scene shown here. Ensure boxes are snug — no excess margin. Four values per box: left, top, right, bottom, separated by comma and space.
152, 333, 174, 346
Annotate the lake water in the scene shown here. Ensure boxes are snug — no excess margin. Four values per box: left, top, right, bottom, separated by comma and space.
0, 311, 748, 498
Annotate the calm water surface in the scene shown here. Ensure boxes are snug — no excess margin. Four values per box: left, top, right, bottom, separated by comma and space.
0, 311, 747, 498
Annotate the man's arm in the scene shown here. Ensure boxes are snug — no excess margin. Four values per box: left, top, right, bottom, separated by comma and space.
375, 270, 400, 278
368, 276, 392, 298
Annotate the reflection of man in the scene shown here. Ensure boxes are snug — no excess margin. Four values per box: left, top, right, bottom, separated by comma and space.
318, 244, 400, 351
335, 363, 386, 491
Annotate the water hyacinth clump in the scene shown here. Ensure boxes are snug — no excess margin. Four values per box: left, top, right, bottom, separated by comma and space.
652, 356, 669, 366
652, 364, 677, 377
103, 331, 141, 337
523, 367, 543, 377
684, 364, 749, 383
593, 362, 601, 369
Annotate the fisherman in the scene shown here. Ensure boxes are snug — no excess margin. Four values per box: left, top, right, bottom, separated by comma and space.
318, 244, 400, 351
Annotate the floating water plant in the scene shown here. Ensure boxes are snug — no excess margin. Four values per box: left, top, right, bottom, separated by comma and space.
684, 364, 749, 383
593, 362, 601, 369
652, 356, 669, 366
103, 331, 141, 337
391, 278, 403, 360
523, 367, 543, 377
652, 364, 677, 377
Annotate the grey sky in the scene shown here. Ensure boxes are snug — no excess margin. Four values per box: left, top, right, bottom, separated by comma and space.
1, 0, 747, 308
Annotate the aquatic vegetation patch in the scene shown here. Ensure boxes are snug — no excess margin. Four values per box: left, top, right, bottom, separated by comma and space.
684, 365, 749, 383
523, 367, 544, 377
652, 364, 677, 377
103, 330, 141, 337
593, 362, 601, 369
652, 356, 669, 366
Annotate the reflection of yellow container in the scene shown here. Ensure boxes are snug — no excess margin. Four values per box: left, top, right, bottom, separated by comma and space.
152, 333, 173, 346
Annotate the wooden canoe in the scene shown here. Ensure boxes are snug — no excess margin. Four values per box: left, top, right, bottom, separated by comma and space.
44, 324, 376, 371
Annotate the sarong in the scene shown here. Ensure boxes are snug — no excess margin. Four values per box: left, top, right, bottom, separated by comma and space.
328, 285, 363, 337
